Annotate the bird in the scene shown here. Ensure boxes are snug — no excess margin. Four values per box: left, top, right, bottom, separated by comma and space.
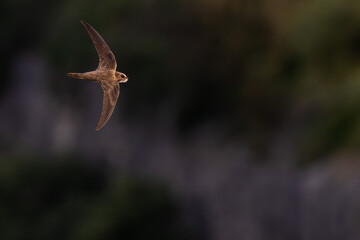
67, 20, 128, 131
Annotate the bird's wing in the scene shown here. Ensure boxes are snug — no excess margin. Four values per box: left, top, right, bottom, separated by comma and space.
81, 20, 117, 71
96, 81, 120, 131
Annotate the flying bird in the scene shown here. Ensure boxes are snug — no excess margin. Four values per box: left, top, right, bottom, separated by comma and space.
67, 20, 128, 131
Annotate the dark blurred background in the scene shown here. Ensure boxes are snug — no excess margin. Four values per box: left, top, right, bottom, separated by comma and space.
1, 0, 360, 239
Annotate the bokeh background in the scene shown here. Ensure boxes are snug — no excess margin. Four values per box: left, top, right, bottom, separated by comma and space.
1, 0, 360, 239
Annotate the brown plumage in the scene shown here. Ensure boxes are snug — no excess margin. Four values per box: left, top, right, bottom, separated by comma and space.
67, 20, 128, 131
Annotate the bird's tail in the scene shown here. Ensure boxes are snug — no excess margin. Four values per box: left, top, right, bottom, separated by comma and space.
67, 73, 86, 79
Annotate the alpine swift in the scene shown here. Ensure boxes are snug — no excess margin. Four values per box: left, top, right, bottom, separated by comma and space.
67, 20, 128, 131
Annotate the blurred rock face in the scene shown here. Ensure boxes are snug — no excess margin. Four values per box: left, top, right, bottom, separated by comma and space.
0, 52, 53, 153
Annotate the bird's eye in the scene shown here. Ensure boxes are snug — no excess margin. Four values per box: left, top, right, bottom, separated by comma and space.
121, 74, 125, 78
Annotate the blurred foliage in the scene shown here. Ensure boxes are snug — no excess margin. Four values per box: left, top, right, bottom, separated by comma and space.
289, 0, 360, 161
0, 157, 191, 240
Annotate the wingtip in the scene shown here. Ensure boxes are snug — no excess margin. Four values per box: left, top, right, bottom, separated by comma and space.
80, 20, 88, 26
95, 124, 103, 131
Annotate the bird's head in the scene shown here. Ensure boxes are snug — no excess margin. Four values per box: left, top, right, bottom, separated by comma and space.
116, 72, 128, 83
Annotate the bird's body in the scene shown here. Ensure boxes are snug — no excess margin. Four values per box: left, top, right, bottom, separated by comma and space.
68, 70, 116, 81
67, 20, 128, 131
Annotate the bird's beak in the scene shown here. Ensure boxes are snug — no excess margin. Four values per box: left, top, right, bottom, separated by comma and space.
120, 78, 128, 83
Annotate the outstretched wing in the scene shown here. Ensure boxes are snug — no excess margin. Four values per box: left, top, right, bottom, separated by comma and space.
96, 81, 120, 131
81, 20, 117, 71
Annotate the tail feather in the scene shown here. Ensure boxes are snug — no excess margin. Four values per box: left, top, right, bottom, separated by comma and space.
67, 73, 85, 79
